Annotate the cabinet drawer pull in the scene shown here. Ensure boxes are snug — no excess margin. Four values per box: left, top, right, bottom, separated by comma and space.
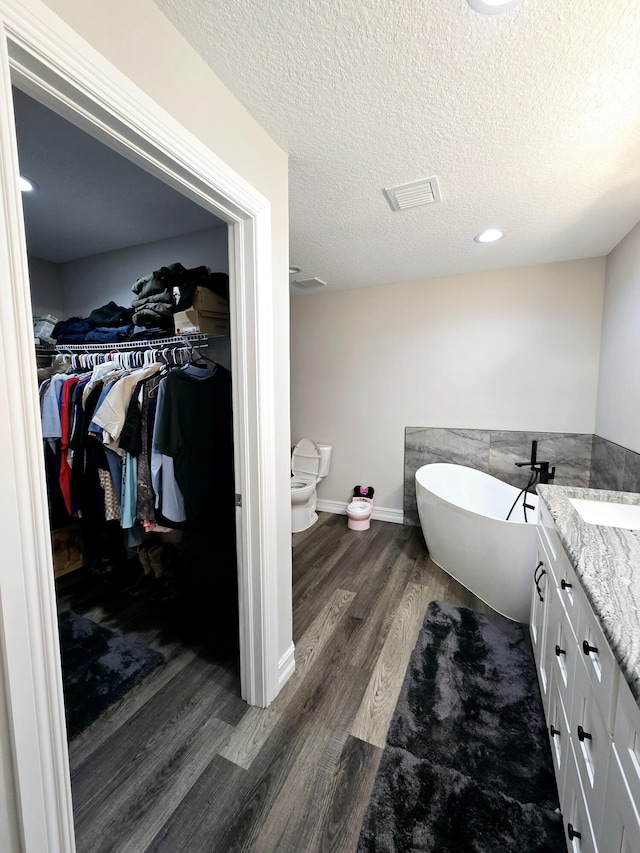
567, 823, 582, 841
555, 644, 566, 657
549, 724, 561, 738
535, 576, 545, 602
577, 725, 592, 742
561, 579, 572, 590
534, 562, 546, 602
582, 640, 598, 656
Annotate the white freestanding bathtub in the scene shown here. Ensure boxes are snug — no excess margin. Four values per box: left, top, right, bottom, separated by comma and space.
415, 463, 538, 623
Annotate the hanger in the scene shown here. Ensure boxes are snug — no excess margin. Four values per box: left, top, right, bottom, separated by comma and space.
186, 344, 217, 369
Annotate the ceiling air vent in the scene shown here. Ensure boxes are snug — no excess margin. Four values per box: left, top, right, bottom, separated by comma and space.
383, 176, 442, 212
293, 277, 327, 289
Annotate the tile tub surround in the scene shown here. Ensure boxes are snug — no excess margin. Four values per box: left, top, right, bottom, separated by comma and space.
537, 484, 640, 707
404, 428, 593, 526
590, 435, 640, 493
404, 428, 490, 525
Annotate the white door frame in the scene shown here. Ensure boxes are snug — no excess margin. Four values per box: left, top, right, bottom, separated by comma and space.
0, 1, 281, 850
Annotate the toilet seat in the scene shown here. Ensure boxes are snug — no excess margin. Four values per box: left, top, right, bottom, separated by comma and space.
291, 438, 321, 482
346, 497, 373, 531
290, 438, 332, 534
291, 477, 315, 492
347, 501, 371, 514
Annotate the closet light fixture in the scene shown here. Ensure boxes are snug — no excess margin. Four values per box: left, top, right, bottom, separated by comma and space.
467, 0, 523, 14
19, 175, 38, 192
474, 228, 504, 243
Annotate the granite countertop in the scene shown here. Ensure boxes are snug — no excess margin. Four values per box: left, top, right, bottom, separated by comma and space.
537, 484, 640, 707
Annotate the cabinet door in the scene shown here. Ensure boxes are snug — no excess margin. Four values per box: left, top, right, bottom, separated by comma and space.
563, 742, 600, 853
539, 499, 560, 562
570, 655, 611, 839
531, 539, 551, 682
612, 677, 640, 810
544, 581, 577, 720
600, 746, 640, 853
548, 669, 572, 803
578, 599, 619, 733
554, 548, 584, 639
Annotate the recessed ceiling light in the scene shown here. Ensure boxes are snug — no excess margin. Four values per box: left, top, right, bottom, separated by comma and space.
467, 0, 523, 14
19, 175, 38, 193
474, 228, 505, 243
289, 265, 301, 275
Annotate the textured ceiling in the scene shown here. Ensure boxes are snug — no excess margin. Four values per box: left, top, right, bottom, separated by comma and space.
153, 0, 640, 291
12, 87, 222, 263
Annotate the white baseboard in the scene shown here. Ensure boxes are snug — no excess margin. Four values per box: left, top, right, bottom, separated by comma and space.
316, 499, 404, 525
278, 643, 296, 688
371, 505, 405, 524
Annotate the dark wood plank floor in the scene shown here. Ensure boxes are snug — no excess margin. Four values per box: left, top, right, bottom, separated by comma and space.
59, 513, 494, 852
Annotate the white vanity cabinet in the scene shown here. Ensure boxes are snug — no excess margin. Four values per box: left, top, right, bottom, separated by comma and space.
532, 500, 640, 852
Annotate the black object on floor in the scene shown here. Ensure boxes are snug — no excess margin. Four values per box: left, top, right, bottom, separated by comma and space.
358, 601, 565, 852
57, 610, 165, 739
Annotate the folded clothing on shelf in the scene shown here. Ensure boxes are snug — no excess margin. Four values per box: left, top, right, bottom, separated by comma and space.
88, 301, 133, 328
52, 317, 136, 344
131, 272, 173, 328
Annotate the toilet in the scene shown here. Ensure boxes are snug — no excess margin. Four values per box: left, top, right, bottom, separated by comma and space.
291, 438, 332, 533
346, 497, 374, 530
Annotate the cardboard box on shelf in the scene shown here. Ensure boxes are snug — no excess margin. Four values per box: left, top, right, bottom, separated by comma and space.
191, 286, 229, 315
174, 308, 230, 336
33, 314, 58, 339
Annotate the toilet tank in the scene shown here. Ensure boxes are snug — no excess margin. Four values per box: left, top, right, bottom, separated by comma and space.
317, 443, 333, 478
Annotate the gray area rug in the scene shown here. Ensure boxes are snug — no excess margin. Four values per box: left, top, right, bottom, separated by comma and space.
58, 610, 165, 739
358, 601, 565, 852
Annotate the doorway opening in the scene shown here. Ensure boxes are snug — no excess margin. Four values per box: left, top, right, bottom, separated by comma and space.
14, 82, 247, 847
0, 8, 283, 850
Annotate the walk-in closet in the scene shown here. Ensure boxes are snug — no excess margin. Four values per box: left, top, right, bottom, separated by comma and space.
14, 84, 247, 849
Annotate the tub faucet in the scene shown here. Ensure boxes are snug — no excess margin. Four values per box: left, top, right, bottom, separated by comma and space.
536, 460, 556, 484
515, 440, 556, 484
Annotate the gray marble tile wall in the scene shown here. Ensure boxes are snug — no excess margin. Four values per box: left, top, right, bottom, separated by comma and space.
488, 431, 592, 490
590, 436, 640, 493
404, 427, 593, 526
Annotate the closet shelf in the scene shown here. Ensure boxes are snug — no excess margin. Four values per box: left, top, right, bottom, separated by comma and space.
36, 333, 211, 355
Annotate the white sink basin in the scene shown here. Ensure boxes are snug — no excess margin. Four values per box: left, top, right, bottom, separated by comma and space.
569, 498, 640, 531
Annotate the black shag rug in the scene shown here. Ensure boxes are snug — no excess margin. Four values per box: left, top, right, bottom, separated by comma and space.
58, 610, 165, 739
358, 601, 565, 852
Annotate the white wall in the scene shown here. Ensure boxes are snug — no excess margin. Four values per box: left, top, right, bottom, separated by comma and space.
595, 220, 640, 453
291, 258, 606, 512
39, 0, 291, 663
27, 255, 64, 319
59, 224, 228, 319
